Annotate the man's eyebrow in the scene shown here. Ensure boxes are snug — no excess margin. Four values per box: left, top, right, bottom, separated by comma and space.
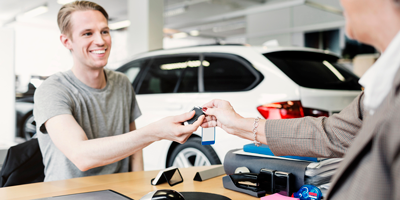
80, 29, 93, 33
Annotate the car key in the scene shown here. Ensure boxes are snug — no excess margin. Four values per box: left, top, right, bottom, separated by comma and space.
184, 106, 205, 125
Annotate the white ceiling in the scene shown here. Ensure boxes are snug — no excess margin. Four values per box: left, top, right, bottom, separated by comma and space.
0, 0, 344, 39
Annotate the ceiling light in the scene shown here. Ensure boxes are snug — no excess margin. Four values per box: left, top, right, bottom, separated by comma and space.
172, 32, 188, 39
164, 6, 187, 17
190, 30, 200, 36
57, 0, 76, 5
109, 20, 131, 30
305, 0, 343, 15
212, 22, 245, 33
18, 6, 48, 20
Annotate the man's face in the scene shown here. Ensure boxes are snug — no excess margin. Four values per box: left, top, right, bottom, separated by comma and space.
66, 10, 111, 70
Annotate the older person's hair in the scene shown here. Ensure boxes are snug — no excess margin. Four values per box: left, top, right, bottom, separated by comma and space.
57, 1, 108, 38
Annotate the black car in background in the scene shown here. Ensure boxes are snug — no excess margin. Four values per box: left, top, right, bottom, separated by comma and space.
16, 83, 37, 141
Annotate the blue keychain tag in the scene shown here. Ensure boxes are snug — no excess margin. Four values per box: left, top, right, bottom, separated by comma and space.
202, 127, 215, 145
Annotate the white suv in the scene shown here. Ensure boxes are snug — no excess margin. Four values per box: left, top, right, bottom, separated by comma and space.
115, 45, 361, 171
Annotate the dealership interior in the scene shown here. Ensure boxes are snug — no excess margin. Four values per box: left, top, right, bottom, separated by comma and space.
0, 0, 391, 199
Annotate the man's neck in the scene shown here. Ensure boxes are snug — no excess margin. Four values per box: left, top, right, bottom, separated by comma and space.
71, 66, 107, 89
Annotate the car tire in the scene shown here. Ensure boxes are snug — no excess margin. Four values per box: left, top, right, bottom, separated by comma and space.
22, 113, 36, 141
167, 137, 221, 168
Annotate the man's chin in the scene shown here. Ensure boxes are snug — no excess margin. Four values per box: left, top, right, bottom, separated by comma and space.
90, 61, 108, 69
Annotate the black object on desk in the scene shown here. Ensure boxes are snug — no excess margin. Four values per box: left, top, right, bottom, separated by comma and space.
224, 149, 310, 190
34, 190, 132, 200
151, 167, 183, 186
222, 173, 267, 197
274, 171, 294, 196
258, 168, 275, 194
181, 192, 231, 200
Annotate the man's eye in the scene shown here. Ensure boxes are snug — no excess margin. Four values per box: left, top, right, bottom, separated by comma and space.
84, 32, 92, 36
102, 30, 109, 34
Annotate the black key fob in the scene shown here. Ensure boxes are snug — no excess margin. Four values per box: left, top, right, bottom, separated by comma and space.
184, 106, 204, 125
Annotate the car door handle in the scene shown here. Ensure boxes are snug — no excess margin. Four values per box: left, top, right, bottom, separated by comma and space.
167, 104, 182, 110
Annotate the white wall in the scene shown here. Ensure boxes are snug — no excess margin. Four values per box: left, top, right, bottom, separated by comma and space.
12, 23, 134, 80
246, 3, 345, 47
0, 28, 16, 145
12, 23, 72, 92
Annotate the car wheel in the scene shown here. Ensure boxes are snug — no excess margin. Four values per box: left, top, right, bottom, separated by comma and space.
22, 113, 36, 140
167, 137, 221, 168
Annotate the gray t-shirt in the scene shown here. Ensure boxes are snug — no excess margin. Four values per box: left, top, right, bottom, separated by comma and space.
33, 69, 141, 182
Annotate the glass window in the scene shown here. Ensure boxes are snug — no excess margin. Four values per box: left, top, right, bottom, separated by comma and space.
176, 65, 198, 93
264, 51, 361, 90
203, 55, 256, 92
138, 55, 200, 94
117, 59, 148, 83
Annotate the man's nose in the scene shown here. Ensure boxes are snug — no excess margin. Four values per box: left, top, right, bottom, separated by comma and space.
93, 33, 105, 45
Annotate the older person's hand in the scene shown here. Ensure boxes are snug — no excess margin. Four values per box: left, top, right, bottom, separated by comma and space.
201, 99, 267, 144
201, 99, 244, 134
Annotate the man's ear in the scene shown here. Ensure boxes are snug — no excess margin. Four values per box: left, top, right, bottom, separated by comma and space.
60, 34, 72, 50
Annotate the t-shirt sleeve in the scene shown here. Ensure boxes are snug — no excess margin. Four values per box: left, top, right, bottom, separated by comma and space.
125, 76, 142, 123
33, 81, 73, 134
130, 84, 142, 123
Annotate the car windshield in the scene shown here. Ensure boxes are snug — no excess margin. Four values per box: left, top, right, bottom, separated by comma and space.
263, 51, 361, 90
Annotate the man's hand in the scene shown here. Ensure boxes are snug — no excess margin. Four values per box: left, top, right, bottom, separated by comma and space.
145, 111, 205, 144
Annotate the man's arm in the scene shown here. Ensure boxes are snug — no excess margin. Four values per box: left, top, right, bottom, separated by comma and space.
45, 111, 203, 172
129, 121, 144, 171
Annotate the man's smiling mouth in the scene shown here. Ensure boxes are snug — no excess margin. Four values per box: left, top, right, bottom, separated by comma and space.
90, 49, 107, 54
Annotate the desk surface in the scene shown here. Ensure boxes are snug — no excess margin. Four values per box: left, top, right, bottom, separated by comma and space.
0, 165, 259, 200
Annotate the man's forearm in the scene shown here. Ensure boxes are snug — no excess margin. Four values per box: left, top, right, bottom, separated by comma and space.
46, 112, 201, 172
131, 150, 144, 171
69, 129, 153, 171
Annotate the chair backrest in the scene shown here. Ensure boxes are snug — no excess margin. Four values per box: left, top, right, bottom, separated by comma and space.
0, 138, 45, 187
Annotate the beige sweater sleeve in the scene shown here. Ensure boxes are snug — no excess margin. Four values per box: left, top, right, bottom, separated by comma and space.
265, 92, 366, 158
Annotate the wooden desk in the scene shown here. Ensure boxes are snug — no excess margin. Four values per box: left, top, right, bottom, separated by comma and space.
0, 165, 259, 200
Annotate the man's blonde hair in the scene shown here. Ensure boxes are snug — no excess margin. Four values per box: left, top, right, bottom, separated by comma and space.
57, 1, 108, 38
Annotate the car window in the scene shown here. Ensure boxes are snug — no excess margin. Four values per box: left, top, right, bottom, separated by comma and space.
138, 55, 200, 94
125, 67, 140, 83
176, 63, 198, 93
264, 51, 361, 90
118, 59, 147, 83
203, 55, 257, 92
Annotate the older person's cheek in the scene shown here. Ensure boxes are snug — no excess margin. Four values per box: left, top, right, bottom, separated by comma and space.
345, 25, 355, 40
341, 9, 354, 40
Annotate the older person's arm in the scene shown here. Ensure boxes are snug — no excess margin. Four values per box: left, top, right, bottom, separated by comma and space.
202, 92, 365, 158
264, 92, 365, 158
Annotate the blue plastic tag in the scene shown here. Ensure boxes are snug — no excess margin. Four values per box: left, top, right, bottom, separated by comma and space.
202, 127, 215, 145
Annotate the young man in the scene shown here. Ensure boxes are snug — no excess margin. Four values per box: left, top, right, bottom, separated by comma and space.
34, 1, 204, 182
